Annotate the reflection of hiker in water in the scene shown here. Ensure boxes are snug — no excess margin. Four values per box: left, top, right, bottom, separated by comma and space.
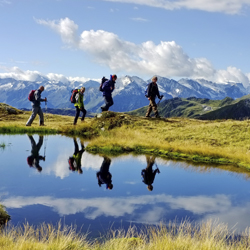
68, 137, 85, 174
96, 156, 113, 190
27, 135, 45, 172
141, 155, 160, 191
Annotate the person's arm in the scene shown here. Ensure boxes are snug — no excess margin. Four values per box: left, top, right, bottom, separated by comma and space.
156, 85, 161, 99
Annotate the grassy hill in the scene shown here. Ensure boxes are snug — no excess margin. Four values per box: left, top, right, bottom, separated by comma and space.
128, 96, 250, 120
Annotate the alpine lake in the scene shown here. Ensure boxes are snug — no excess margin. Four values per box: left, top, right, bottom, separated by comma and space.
1, 134, 250, 239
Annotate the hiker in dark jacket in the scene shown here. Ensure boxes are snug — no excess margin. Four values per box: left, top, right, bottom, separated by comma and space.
145, 76, 163, 118
141, 155, 160, 191
100, 74, 117, 112
73, 87, 86, 125
96, 156, 113, 189
68, 137, 85, 174
27, 135, 45, 172
26, 86, 47, 126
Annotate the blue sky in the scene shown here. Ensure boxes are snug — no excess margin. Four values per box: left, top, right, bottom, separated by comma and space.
1, 0, 250, 86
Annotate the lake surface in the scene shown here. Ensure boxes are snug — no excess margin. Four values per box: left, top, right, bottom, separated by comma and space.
1, 134, 250, 238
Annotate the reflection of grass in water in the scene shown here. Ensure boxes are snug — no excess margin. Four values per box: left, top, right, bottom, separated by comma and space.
0, 220, 249, 249
0, 204, 10, 226
2, 106, 250, 171
0, 142, 5, 149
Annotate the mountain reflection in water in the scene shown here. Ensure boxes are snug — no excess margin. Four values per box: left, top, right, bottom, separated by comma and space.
0, 134, 250, 238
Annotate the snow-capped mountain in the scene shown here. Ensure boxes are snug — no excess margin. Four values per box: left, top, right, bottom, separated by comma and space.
0, 75, 248, 113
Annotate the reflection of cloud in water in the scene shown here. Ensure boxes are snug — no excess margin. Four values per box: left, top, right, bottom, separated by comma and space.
43, 152, 104, 179
44, 148, 70, 179
3, 193, 250, 231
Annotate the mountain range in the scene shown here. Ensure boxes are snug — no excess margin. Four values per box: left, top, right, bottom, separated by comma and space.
0, 75, 249, 114
128, 95, 250, 120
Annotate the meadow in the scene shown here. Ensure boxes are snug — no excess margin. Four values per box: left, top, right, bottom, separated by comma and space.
2, 103, 250, 249
1, 104, 250, 169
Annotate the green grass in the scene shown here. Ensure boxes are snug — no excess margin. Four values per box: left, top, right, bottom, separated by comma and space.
0, 220, 249, 250
2, 104, 250, 170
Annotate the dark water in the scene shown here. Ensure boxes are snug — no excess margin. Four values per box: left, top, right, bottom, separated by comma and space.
1, 134, 250, 238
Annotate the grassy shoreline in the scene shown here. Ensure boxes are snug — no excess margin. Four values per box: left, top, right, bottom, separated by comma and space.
1, 221, 250, 250
0, 204, 10, 226
1, 106, 250, 170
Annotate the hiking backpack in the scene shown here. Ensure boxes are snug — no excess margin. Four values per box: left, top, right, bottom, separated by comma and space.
70, 89, 78, 103
144, 83, 150, 98
68, 157, 75, 171
99, 76, 108, 92
28, 90, 36, 101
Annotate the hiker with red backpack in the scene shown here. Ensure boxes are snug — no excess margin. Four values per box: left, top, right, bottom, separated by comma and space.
73, 87, 86, 125
26, 86, 47, 126
100, 74, 117, 112
68, 137, 85, 174
27, 135, 45, 172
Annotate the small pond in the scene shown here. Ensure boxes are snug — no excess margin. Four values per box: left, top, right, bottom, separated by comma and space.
1, 134, 250, 238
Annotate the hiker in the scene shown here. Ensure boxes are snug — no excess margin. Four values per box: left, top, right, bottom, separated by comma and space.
68, 137, 85, 174
73, 87, 87, 125
141, 155, 160, 191
26, 86, 47, 126
27, 135, 45, 172
100, 74, 117, 112
145, 76, 163, 118
96, 156, 113, 189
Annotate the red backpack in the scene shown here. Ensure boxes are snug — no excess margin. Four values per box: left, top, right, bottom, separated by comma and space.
28, 90, 36, 101
68, 157, 75, 171
70, 89, 78, 103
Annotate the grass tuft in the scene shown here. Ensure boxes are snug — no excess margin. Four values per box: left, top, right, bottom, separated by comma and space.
0, 221, 250, 250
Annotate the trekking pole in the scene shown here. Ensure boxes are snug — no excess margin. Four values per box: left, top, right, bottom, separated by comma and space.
157, 95, 164, 106
43, 135, 47, 159
45, 100, 48, 123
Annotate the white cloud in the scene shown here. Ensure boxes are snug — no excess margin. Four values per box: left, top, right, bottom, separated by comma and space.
131, 17, 149, 22
215, 67, 250, 87
35, 17, 250, 86
0, 66, 47, 82
103, 0, 250, 15
0, 0, 11, 6
3, 193, 250, 232
0, 65, 91, 83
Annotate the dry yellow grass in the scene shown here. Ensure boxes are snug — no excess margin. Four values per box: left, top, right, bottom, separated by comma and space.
0, 221, 250, 250
1, 104, 250, 169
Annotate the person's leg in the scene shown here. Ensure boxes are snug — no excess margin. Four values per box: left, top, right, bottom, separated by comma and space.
73, 137, 79, 154
74, 107, 80, 125
145, 101, 153, 117
101, 96, 109, 111
81, 108, 87, 121
38, 107, 44, 125
26, 106, 39, 126
151, 98, 159, 117
101, 96, 113, 111
37, 136, 44, 152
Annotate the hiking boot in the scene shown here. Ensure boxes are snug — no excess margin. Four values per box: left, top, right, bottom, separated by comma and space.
145, 115, 151, 118
40, 124, 46, 126
26, 124, 31, 126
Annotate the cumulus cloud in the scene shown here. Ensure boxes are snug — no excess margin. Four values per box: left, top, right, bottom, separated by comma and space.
0, 65, 91, 83
35, 17, 250, 86
0, 66, 47, 82
103, 0, 250, 15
